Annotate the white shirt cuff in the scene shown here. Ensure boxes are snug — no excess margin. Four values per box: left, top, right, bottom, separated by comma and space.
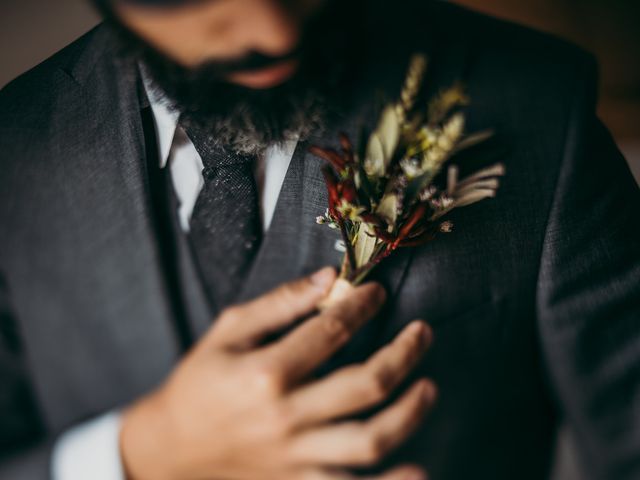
52, 411, 125, 480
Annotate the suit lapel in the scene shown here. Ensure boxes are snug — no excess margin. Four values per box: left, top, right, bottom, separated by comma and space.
21, 26, 182, 429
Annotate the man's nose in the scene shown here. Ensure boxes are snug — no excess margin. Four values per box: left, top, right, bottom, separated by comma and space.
247, 0, 301, 57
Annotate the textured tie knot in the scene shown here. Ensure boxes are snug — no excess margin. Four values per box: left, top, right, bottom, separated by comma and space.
180, 115, 249, 156
201, 151, 255, 186
180, 118, 255, 181
201, 155, 253, 182
179, 115, 262, 309
209, 149, 255, 168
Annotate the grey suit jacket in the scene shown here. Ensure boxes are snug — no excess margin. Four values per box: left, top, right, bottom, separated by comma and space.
1, 2, 639, 479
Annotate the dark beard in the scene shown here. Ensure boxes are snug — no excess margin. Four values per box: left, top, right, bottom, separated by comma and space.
107, 0, 366, 155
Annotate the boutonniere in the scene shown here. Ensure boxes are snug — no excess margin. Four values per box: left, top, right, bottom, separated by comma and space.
311, 54, 505, 304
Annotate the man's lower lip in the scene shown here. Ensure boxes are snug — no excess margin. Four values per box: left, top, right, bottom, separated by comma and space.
226, 59, 300, 89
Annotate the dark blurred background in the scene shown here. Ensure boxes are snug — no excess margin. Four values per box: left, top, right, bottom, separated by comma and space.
1, 1, 638, 479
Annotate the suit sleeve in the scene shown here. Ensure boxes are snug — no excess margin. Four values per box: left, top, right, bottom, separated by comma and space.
0, 275, 127, 480
536, 58, 640, 480
0, 275, 52, 478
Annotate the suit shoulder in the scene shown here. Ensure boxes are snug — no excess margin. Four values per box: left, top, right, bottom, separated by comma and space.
420, 2, 598, 91
0, 25, 104, 121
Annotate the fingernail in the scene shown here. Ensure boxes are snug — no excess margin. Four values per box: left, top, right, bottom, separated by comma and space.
310, 267, 335, 289
421, 323, 433, 346
423, 381, 437, 402
408, 321, 431, 346
406, 471, 427, 480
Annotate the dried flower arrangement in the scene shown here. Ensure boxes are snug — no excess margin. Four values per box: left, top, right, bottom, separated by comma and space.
311, 54, 504, 296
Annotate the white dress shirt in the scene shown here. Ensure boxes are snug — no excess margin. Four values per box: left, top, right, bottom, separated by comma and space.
51, 82, 296, 480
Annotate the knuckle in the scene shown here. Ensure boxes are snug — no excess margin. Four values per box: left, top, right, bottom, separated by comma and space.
269, 278, 315, 315
251, 362, 286, 396
321, 314, 350, 341
360, 283, 386, 308
356, 430, 387, 465
365, 369, 394, 401
294, 470, 323, 480
277, 275, 316, 306
289, 277, 311, 297
351, 290, 374, 313
274, 282, 298, 307
360, 299, 383, 321
403, 391, 430, 424
219, 305, 243, 325
402, 334, 422, 362
266, 401, 296, 438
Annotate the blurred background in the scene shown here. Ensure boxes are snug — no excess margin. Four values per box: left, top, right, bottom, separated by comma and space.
0, 1, 638, 479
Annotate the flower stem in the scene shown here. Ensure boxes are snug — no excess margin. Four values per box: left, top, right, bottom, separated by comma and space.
338, 221, 357, 273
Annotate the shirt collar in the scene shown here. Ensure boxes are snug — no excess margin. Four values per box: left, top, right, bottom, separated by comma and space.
139, 65, 300, 169
140, 66, 179, 169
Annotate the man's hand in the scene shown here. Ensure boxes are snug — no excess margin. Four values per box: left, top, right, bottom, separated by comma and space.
120, 268, 436, 480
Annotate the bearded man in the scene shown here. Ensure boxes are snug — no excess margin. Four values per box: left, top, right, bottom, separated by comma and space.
0, 1, 638, 479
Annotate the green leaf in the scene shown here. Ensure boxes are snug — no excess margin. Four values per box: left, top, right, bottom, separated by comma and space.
377, 105, 400, 161
364, 105, 400, 177
364, 134, 386, 177
354, 166, 374, 209
451, 129, 494, 155
376, 193, 399, 226
354, 223, 378, 269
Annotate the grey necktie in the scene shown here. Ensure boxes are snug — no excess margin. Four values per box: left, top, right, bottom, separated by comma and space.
182, 122, 262, 310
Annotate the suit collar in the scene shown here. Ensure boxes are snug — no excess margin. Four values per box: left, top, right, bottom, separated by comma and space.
13, 35, 187, 429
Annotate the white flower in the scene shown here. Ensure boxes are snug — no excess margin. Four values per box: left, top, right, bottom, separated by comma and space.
336, 200, 366, 222
441, 194, 454, 208
365, 105, 400, 178
400, 157, 423, 179
442, 113, 465, 144
448, 163, 505, 207
419, 185, 438, 201
440, 221, 454, 233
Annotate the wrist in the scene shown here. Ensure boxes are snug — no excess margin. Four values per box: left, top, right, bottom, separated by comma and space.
119, 389, 178, 480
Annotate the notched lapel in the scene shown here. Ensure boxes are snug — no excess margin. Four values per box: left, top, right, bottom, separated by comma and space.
15, 31, 182, 430
237, 138, 344, 302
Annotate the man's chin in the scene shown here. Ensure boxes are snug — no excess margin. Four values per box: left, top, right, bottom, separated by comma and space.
225, 59, 300, 89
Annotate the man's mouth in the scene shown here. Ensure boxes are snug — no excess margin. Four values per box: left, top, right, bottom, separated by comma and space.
225, 58, 300, 89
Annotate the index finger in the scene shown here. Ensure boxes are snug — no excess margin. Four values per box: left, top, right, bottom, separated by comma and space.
208, 267, 336, 349
258, 282, 386, 385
